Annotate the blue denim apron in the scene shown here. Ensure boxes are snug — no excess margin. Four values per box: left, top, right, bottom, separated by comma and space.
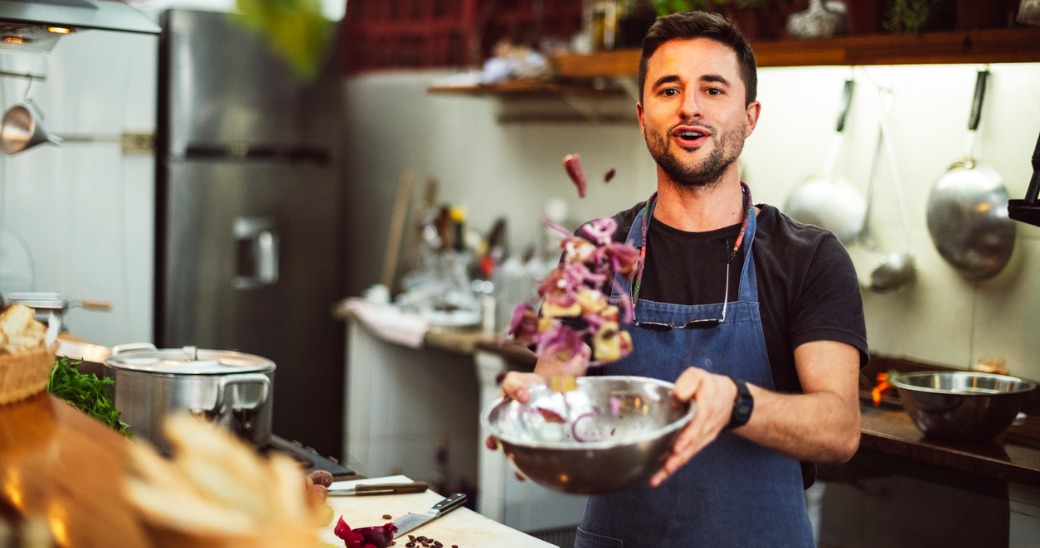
575, 201, 814, 548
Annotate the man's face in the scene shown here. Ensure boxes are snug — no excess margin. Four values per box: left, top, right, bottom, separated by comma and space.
637, 38, 760, 189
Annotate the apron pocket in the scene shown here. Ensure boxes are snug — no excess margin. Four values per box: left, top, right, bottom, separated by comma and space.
575, 526, 623, 548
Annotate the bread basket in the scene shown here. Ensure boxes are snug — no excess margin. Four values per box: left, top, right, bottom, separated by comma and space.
0, 343, 57, 404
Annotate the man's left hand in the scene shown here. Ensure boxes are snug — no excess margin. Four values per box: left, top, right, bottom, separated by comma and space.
649, 367, 738, 488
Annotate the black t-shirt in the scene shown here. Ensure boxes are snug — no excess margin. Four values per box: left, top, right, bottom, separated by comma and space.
608, 201, 869, 386
601, 201, 869, 488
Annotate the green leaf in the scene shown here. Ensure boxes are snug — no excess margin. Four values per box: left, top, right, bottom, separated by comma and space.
48, 356, 131, 437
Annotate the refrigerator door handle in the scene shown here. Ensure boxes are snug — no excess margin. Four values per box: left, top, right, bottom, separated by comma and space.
233, 217, 280, 289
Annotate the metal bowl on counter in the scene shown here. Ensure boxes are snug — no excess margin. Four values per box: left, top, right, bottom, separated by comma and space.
482, 376, 695, 495
890, 371, 1036, 443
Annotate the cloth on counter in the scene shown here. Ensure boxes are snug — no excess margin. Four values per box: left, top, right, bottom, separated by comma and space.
343, 298, 427, 348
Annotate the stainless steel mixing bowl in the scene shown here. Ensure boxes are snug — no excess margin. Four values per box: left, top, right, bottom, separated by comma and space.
482, 375, 695, 494
890, 371, 1036, 443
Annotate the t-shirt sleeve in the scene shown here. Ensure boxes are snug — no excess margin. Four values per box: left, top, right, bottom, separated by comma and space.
788, 233, 869, 369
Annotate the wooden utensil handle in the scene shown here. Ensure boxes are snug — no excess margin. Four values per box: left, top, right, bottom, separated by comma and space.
354, 481, 428, 495
79, 300, 112, 311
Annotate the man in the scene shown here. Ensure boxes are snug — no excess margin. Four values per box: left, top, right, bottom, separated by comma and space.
497, 10, 867, 547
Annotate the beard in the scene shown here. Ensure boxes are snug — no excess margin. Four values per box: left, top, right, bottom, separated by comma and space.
646, 122, 745, 189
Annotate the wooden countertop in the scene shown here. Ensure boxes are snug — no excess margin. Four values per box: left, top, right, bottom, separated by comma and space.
858, 401, 1040, 487
1, 389, 551, 546
0, 392, 150, 546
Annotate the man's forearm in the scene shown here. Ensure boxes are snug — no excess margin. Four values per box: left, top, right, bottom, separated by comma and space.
737, 384, 861, 463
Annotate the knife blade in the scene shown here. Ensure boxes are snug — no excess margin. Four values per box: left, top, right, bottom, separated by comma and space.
327, 481, 428, 496
392, 492, 467, 539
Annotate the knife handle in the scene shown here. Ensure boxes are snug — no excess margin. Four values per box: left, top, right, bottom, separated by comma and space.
354, 482, 429, 495
433, 492, 467, 516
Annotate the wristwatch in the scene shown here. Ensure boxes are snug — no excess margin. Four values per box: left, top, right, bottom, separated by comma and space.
727, 376, 753, 430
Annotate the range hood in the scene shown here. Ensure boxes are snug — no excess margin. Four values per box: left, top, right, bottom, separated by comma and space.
0, 0, 159, 53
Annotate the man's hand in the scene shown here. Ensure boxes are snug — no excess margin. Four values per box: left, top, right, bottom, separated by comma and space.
499, 371, 546, 404
649, 367, 737, 488
483, 371, 546, 452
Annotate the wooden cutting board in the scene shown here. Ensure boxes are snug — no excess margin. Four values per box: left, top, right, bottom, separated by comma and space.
318, 476, 554, 547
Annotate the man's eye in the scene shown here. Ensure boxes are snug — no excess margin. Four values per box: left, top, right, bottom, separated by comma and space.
706, 88, 723, 96
660, 88, 679, 97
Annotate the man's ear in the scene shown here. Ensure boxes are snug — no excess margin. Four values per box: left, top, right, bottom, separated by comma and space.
744, 101, 761, 138
637, 101, 646, 137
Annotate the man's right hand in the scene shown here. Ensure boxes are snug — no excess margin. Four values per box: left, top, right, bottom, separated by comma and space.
483, 371, 546, 452
498, 371, 546, 404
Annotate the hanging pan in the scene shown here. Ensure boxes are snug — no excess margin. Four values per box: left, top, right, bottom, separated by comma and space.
926, 69, 1015, 280
784, 78, 866, 245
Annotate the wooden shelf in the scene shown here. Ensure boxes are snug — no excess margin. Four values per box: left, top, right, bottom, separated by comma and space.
428, 27, 1040, 99
552, 27, 1040, 79
427, 79, 628, 97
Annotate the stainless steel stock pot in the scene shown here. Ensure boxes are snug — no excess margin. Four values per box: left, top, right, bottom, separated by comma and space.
104, 343, 275, 451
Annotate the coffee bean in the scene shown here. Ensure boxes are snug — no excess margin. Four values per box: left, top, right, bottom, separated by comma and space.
382, 514, 392, 520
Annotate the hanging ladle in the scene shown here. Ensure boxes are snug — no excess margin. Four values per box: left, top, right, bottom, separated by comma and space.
0, 101, 62, 155
871, 89, 916, 292
850, 87, 915, 293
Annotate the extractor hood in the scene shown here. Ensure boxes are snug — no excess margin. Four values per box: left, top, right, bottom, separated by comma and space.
0, 0, 159, 53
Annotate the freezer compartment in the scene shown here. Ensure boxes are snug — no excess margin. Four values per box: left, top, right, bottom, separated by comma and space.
160, 9, 338, 156
157, 159, 345, 457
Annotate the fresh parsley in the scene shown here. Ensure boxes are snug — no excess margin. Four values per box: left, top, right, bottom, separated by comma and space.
46, 356, 131, 436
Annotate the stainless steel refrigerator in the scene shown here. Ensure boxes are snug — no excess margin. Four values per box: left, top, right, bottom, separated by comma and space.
155, 8, 345, 459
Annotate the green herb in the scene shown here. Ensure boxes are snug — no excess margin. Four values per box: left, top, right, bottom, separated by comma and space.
47, 356, 131, 437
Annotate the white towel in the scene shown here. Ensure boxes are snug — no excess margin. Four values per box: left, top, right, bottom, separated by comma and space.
344, 298, 427, 348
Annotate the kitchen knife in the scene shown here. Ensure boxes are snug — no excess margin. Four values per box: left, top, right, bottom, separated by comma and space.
392, 492, 467, 539
327, 481, 428, 496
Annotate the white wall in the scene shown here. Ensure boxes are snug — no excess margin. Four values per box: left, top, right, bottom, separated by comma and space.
0, 30, 158, 346
341, 62, 1040, 380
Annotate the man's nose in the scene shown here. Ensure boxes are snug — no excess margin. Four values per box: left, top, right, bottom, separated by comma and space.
679, 92, 701, 119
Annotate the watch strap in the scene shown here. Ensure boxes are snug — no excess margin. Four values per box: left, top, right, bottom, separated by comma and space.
727, 376, 753, 430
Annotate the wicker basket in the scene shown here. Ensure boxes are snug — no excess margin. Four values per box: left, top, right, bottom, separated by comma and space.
0, 344, 57, 405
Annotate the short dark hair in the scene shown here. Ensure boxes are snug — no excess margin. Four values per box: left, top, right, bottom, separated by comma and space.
638, 11, 758, 106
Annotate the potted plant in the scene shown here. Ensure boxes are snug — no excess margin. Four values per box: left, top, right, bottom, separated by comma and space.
885, 0, 956, 34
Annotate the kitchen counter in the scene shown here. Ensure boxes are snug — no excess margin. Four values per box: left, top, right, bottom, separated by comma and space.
0, 390, 548, 546
321, 475, 553, 547
857, 400, 1040, 487
339, 304, 1040, 541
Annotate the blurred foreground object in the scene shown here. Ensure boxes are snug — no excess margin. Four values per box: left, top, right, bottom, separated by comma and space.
124, 414, 322, 547
235, 0, 334, 81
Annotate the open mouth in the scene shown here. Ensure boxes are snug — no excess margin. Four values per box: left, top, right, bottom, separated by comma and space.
674, 127, 709, 146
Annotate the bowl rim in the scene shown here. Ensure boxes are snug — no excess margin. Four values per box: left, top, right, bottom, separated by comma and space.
481, 375, 696, 451
889, 370, 1037, 395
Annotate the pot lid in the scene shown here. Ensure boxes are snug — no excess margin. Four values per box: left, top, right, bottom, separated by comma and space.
104, 344, 275, 375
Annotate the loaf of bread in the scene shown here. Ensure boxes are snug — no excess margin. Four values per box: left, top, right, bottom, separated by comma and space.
0, 304, 46, 355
